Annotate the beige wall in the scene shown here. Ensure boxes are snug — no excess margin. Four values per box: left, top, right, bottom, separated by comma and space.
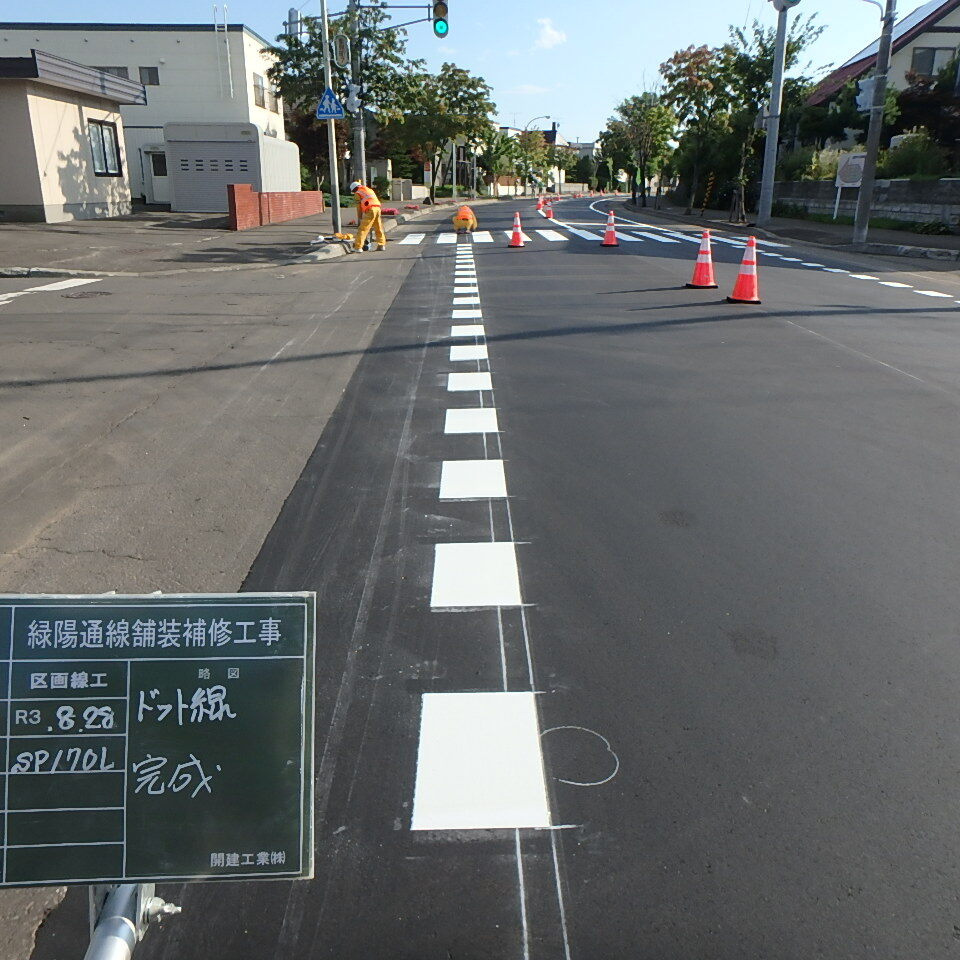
240, 31, 285, 141
0, 80, 132, 221
889, 8, 960, 89
0, 84, 43, 207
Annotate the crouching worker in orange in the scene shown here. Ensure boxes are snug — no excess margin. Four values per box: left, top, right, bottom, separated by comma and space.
452, 205, 478, 233
349, 180, 386, 252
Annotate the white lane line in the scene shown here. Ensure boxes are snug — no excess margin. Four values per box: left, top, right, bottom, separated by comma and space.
430, 543, 523, 609
503, 231, 533, 242
801, 262, 824, 267
452, 309, 483, 320
444, 407, 499, 434
613, 231, 644, 242
450, 344, 488, 361
778, 256, 803, 262
411, 692, 549, 829
633, 231, 680, 243
439, 459, 507, 500
821, 267, 848, 273
848, 273, 879, 280
473, 231, 494, 243
878, 281, 912, 288
449, 324, 485, 338
734, 236, 791, 248
533, 229, 568, 241
448, 371, 493, 391
29, 278, 102, 291
398, 233, 425, 245
453, 295, 481, 306
914, 289, 953, 298
437, 233, 459, 244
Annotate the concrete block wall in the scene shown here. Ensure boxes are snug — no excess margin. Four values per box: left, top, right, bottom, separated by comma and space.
775, 179, 960, 226
227, 183, 324, 231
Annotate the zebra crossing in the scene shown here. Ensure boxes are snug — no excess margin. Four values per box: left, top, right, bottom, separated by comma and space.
396, 227, 721, 246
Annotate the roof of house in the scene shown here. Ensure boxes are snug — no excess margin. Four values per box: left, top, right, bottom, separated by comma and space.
0, 48, 147, 104
807, 0, 960, 105
0, 22, 273, 48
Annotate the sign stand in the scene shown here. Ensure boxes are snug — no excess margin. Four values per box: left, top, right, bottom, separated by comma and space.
85, 884, 180, 960
834, 152, 867, 220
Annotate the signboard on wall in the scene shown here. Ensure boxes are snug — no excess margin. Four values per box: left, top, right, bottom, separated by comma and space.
0, 593, 315, 887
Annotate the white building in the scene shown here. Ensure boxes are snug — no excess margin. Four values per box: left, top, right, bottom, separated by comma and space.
0, 21, 293, 205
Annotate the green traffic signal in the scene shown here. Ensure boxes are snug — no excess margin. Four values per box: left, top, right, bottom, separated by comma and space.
433, 1, 448, 37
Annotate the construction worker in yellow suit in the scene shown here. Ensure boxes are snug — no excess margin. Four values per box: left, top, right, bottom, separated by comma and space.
349, 180, 386, 253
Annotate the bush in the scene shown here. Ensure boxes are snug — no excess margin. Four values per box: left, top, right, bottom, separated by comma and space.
877, 128, 949, 178
776, 147, 842, 182
373, 176, 391, 200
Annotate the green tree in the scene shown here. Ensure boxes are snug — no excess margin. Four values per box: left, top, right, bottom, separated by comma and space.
660, 45, 733, 212
515, 130, 550, 193
387, 63, 496, 202
574, 154, 597, 188
477, 130, 518, 194
609, 93, 676, 206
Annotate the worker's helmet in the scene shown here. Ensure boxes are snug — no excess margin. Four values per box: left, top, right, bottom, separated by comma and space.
349, 180, 362, 192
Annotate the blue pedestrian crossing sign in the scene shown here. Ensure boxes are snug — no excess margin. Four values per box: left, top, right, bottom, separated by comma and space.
316, 87, 345, 120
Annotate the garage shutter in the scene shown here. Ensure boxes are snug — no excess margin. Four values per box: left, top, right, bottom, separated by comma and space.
167, 141, 260, 212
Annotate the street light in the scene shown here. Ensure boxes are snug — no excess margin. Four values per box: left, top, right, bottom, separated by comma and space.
756, 0, 801, 226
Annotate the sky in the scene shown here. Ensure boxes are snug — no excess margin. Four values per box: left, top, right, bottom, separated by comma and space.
1, 0, 909, 140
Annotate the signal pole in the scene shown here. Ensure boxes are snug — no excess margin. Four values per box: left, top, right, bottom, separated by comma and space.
853, 0, 897, 249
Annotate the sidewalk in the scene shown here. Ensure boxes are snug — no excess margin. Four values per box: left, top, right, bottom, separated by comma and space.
625, 200, 960, 262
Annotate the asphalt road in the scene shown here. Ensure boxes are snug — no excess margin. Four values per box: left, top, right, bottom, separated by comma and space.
28, 198, 960, 958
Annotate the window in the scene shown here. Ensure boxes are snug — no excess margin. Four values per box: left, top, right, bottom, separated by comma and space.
150, 153, 167, 177
910, 46, 956, 77
95, 66, 129, 79
268, 86, 280, 113
253, 73, 266, 108
88, 119, 122, 177
139, 66, 160, 86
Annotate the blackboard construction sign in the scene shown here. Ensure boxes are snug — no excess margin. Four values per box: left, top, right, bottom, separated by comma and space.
0, 593, 315, 886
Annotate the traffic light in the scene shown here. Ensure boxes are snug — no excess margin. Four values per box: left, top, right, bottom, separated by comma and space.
432, 1, 449, 37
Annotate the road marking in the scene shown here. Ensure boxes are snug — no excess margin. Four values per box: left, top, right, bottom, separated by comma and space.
454, 277, 477, 284
878, 281, 912, 288
437, 233, 459, 244
448, 371, 493, 391
533, 229, 567, 241
450, 344, 488, 361
800, 262, 824, 267
821, 267, 848, 273
914, 289, 953, 298
452, 309, 483, 320
29, 278, 103, 291
848, 273, 879, 280
439, 459, 507, 499
659, 231, 701, 243
559, 225, 604, 240
503, 231, 533, 242
453, 295, 481, 306
734, 237, 791, 248
454, 286, 480, 295
410, 692, 549, 829
449, 324, 485, 338
398, 233, 426, 245
778, 256, 803, 262
444, 408, 499, 434
633, 231, 679, 243
473, 231, 494, 243
430, 543, 523, 609
613, 231, 643, 242
707, 235, 746, 247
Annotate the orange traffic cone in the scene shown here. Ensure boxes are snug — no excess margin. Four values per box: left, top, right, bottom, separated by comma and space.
545, 202, 554, 220
536, 197, 544, 211
726, 236, 761, 303
601, 209, 618, 247
508, 212, 525, 248
686, 230, 719, 289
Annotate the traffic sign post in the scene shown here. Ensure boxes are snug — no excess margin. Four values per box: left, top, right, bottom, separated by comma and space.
316, 87, 346, 121
0, 592, 315, 888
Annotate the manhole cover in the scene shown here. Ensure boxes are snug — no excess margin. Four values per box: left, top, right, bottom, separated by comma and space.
61, 290, 113, 298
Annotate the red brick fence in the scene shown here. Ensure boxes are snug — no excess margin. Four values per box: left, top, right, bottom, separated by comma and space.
227, 183, 325, 231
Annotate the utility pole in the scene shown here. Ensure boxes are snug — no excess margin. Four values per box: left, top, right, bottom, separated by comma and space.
316, 0, 342, 234
756, 0, 799, 226
853, 0, 897, 248
347, 0, 367, 185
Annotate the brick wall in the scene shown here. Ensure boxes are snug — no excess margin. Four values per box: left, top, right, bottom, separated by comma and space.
227, 183, 325, 231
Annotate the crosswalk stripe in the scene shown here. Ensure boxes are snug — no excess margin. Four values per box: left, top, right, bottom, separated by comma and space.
436, 233, 458, 244
660, 231, 701, 243
398, 233, 426, 245
614, 231, 643, 242
561, 226, 604, 240
633, 231, 679, 243
533, 229, 567, 241
472, 231, 494, 242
